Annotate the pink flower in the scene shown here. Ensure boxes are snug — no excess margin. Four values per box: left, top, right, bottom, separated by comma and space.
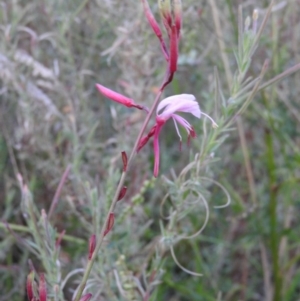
138, 94, 217, 177
96, 84, 145, 110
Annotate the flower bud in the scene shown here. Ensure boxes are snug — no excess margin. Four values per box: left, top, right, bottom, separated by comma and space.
158, 0, 172, 34
137, 125, 157, 152
96, 84, 144, 110
142, 0, 163, 38
79, 294, 93, 301
169, 25, 178, 73
173, 0, 182, 36
88, 234, 96, 260
121, 151, 128, 172
104, 213, 115, 236
118, 186, 127, 201
39, 274, 47, 301
26, 270, 35, 301
142, 0, 169, 61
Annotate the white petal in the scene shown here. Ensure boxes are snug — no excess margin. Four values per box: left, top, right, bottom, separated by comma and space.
160, 98, 201, 119
157, 94, 196, 114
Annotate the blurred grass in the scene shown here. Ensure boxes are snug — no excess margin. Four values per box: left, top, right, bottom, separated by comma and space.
1, 0, 300, 300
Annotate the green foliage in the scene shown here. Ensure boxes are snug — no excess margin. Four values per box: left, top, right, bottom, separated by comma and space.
1, 0, 300, 301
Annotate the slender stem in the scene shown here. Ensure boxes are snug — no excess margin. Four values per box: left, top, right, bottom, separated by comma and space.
265, 129, 281, 301
48, 165, 71, 220
258, 62, 300, 92
73, 88, 163, 301
268, 9, 281, 300
236, 116, 257, 206
208, 0, 233, 89
25, 191, 45, 252
0, 222, 85, 244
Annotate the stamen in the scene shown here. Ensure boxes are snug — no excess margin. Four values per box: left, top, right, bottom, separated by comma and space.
172, 118, 182, 141
190, 127, 196, 138
201, 112, 218, 128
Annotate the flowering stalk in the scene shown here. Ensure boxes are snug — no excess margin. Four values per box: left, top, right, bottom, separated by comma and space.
73, 88, 164, 301
74, 1, 182, 299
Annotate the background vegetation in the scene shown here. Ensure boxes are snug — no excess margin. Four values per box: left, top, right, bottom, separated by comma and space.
1, 0, 300, 300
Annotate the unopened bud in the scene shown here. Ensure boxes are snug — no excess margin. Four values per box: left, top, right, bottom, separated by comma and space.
104, 213, 115, 236
26, 270, 35, 301
142, 0, 163, 38
137, 125, 157, 152
39, 274, 47, 301
142, 0, 169, 61
173, 0, 182, 36
96, 84, 144, 110
79, 294, 93, 301
118, 186, 127, 201
88, 234, 96, 260
169, 25, 178, 73
121, 151, 128, 172
158, 0, 172, 34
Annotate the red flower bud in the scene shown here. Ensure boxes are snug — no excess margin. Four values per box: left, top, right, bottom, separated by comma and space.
173, 0, 182, 36
96, 84, 144, 110
26, 270, 35, 301
88, 234, 96, 260
137, 125, 157, 152
118, 186, 127, 201
169, 25, 178, 73
158, 0, 172, 35
142, 0, 169, 61
79, 294, 93, 301
39, 274, 47, 301
104, 213, 115, 237
121, 151, 128, 172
